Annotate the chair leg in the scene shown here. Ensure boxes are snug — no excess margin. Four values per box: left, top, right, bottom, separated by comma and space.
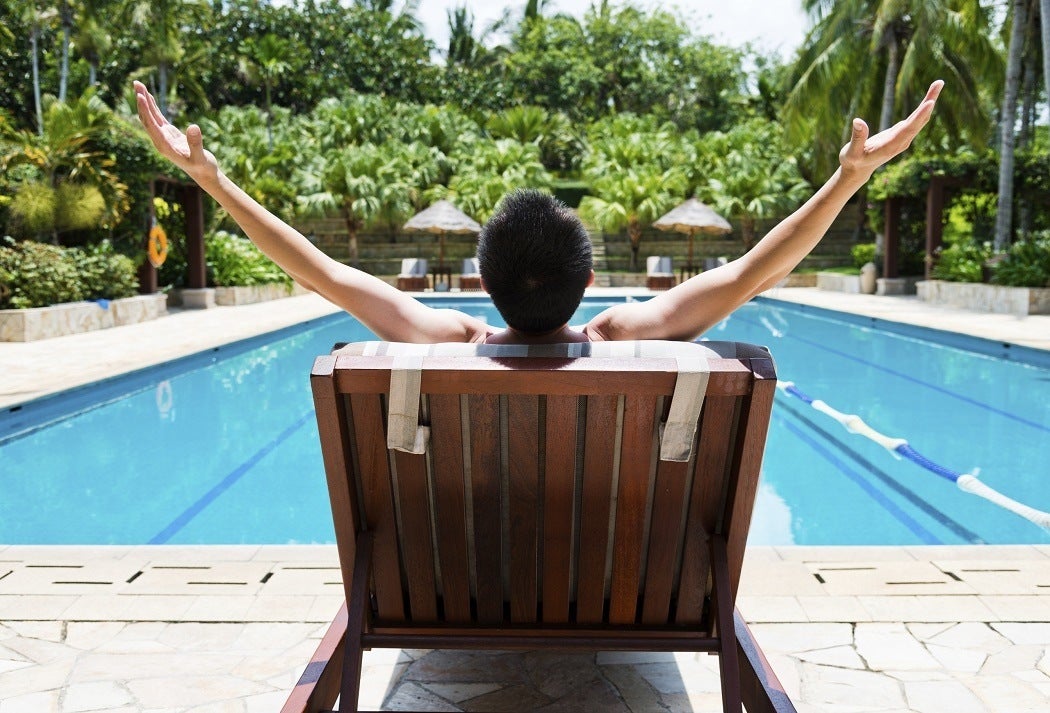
337, 531, 374, 712
735, 608, 798, 713
710, 535, 742, 713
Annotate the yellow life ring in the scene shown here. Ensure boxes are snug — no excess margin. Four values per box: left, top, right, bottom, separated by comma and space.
148, 224, 169, 267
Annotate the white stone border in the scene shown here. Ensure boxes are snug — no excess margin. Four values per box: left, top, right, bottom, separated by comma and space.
0, 293, 169, 342
917, 280, 1050, 316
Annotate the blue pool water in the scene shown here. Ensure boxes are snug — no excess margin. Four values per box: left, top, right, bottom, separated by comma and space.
1, 297, 1048, 546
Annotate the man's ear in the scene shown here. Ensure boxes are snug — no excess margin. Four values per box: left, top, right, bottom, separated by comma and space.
587, 270, 595, 287
480, 277, 488, 294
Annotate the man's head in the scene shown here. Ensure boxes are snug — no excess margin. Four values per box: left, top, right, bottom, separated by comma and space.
477, 189, 593, 334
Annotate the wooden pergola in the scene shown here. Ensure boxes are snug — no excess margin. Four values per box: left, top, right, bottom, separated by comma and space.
881, 175, 962, 281
137, 176, 207, 294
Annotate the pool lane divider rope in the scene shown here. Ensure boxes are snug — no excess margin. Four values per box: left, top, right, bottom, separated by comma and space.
777, 381, 1050, 532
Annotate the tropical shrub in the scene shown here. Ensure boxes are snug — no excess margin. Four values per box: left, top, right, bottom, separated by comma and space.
0, 238, 138, 308
205, 230, 291, 287
851, 243, 877, 269
991, 235, 1050, 288
932, 240, 992, 283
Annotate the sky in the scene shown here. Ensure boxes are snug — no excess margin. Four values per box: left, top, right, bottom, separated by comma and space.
412, 0, 811, 58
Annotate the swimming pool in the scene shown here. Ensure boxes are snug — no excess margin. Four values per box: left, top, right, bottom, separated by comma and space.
1, 297, 1047, 546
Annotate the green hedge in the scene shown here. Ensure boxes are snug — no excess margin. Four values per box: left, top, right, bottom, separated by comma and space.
205, 230, 292, 287
0, 239, 138, 309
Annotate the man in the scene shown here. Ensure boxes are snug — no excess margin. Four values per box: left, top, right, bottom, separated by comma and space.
134, 80, 942, 345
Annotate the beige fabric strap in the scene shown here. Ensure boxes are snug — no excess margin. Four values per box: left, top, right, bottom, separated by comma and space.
332, 340, 768, 458
387, 350, 429, 453
659, 355, 711, 462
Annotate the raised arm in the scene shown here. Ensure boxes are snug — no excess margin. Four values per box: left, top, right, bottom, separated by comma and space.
586, 80, 944, 342
133, 82, 487, 343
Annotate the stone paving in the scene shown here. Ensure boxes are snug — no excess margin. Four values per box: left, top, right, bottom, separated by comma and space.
1, 544, 1048, 712
2, 287, 1049, 711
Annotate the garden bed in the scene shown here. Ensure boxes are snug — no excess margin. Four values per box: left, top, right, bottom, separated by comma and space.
917, 280, 1050, 316
0, 293, 168, 342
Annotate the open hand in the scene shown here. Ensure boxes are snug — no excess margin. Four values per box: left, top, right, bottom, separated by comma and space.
839, 80, 943, 181
134, 81, 219, 185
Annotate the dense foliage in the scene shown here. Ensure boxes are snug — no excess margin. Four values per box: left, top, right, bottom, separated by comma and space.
0, 238, 137, 308
205, 230, 292, 288
1, 0, 1049, 306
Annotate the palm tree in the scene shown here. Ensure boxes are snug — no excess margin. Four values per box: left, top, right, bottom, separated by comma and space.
121, 0, 209, 118
579, 168, 687, 271
698, 120, 811, 250
73, 0, 114, 86
994, 0, 1032, 251
426, 138, 551, 222
238, 33, 291, 151
1, 89, 129, 240
786, 0, 1000, 176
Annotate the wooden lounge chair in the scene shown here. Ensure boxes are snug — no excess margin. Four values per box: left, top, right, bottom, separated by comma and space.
646, 255, 676, 290
396, 258, 429, 291
459, 257, 482, 291
284, 340, 794, 713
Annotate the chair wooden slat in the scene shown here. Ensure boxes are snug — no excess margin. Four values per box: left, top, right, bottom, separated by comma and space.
576, 394, 619, 624
309, 364, 360, 611
428, 394, 472, 623
468, 393, 504, 623
392, 450, 438, 622
675, 395, 738, 626
541, 395, 578, 624
725, 359, 777, 599
348, 394, 404, 622
640, 456, 691, 625
508, 395, 540, 623
608, 394, 659, 624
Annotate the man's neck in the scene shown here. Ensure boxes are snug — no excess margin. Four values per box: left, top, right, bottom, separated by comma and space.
485, 324, 589, 345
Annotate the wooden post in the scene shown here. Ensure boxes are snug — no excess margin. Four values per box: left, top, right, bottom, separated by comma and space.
182, 184, 206, 289
925, 177, 946, 281
138, 179, 158, 295
883, 198, 900, 279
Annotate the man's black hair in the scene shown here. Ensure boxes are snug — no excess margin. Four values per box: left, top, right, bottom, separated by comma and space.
477, 189, 593, 334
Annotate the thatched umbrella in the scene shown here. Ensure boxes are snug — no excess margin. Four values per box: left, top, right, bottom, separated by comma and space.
402, 200, 482, 269
653, 198, 732, 272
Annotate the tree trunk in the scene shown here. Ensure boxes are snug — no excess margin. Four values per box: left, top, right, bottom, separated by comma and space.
58, 0, 73, 102
30, 27, 43, 136
1042, 0, 1050, 109
264, 80, 274, 152
158, 63, 170, 119
627, 220, 641, 271
1018, 9, 1038, 238
741, 217, 757, 251
343, 204, 360, 267
994, 0, 1028, 252
878, 28, 900, 132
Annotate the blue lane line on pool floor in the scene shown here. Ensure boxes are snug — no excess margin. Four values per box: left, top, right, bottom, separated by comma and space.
734, 314, 1050, 435
779, 401, 985, 544
148, 410, 315, 545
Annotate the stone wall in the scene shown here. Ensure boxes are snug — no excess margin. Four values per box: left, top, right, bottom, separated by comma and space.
294, 201, 866, 277
0, 293, 168, 342
917, 280, 1050, 316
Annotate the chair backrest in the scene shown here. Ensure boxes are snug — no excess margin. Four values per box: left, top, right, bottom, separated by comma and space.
704, 256, 729, 271
461, 257, 480, 275
400, 258, 428, 276
310, 340, 775, 634
647, 255, 672, 275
